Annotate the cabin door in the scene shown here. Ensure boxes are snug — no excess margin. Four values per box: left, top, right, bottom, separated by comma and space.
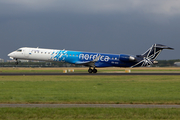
24, 48, 30, 57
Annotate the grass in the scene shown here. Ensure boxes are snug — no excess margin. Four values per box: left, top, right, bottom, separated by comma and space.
1, 73, 180, 120
0, 108, 180, 120
0, 75, 180, 104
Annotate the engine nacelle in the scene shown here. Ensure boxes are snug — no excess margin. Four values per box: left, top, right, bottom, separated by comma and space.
119, 54, 136, 62
153, 61, 158, 64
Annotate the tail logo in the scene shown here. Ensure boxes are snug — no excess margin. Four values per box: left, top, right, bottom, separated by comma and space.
131, 44, 173, 67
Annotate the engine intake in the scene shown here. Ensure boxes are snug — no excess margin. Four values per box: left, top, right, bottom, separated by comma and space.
119, 54, 136, 62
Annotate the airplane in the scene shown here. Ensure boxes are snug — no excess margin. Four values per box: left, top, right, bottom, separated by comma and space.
8, 44, 173, 73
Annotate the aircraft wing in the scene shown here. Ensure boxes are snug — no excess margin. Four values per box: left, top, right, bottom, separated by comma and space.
75, 55, 101, 67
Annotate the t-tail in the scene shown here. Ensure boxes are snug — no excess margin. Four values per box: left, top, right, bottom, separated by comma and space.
131, 44, 174, 67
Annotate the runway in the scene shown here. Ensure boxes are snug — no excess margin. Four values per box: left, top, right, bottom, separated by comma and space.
0, 104, 180, 108
0, 72, 180, 76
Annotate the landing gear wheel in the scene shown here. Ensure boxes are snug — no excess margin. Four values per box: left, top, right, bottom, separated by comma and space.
15, 59, 18, 65
88, 68, 93, 73
92, 69, 97, 73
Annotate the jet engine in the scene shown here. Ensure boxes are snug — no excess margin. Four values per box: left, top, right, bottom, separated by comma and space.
119, 54, 136, 62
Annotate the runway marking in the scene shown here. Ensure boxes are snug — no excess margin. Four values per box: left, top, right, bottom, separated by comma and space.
0, 104, 180, 108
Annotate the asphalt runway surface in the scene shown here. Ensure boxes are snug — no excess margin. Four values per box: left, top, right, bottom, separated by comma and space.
1, 104, 180, 108
0, 73, 180, 76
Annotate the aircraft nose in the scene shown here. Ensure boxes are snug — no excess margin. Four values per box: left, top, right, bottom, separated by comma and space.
8, 53, 12, 57
8, 52, 15, 58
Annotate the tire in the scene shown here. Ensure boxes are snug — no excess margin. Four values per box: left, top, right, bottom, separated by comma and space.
88, 69, 93, 73
93, 69, 97, 73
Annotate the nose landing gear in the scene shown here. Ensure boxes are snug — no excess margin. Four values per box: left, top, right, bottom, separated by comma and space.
88, 67, 97, 73
15, 59, 18, 65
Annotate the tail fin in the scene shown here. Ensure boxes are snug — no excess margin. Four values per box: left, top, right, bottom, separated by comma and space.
132, 44, 173, 67
141, 44, 174, 60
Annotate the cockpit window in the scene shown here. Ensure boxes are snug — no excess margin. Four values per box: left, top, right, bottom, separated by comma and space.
16, 49, 22, 52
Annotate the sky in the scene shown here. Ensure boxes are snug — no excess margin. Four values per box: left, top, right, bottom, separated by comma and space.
0, 0, 179, 61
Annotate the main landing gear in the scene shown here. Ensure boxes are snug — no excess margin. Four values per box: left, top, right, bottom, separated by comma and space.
88, 67, 97, 73
15, 59, 18, 65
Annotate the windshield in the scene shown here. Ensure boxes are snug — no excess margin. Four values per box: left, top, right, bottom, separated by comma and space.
16, 49, 22, 52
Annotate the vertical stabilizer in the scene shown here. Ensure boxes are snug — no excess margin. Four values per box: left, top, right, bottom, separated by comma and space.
131, 44, 173, 67
142, 44, 174, 60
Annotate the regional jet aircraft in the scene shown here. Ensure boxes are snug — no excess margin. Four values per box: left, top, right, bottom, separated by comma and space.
8, 44, 173, 73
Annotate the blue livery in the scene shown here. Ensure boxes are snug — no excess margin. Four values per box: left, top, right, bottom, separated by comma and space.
49, 44, 173, 73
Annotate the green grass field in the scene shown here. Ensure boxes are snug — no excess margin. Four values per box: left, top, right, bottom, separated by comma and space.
1, 68, 180, 120
0, 108, 180, 120
0, 75, 180, 104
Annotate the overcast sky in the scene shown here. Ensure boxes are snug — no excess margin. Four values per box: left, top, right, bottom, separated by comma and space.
0, 0, 179, 60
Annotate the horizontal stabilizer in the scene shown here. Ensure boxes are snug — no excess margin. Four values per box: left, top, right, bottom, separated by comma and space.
154, 44, 174, 50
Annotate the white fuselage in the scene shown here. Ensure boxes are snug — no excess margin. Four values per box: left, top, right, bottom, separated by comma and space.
8, 47, 61, 61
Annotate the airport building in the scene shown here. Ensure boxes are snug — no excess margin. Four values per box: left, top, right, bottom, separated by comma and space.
0, 58, 4, 63
174, 62, 180, 67
7, 60, 16, 62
